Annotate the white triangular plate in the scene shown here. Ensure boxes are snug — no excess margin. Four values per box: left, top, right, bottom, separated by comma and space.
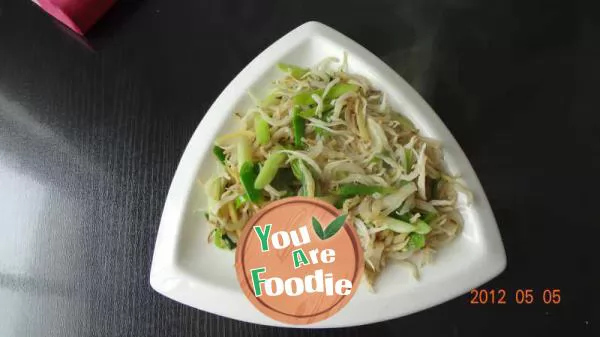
150, 21, 506, 328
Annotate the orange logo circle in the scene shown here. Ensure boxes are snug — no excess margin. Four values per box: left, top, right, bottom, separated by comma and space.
235, 197, 364, 325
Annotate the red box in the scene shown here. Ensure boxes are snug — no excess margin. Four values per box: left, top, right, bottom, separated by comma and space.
33, 0, 116, 35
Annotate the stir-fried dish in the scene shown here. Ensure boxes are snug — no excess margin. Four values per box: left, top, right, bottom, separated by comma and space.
203, 55, 471, 289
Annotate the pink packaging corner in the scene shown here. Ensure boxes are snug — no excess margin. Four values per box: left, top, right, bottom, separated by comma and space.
33, 0, 116, 35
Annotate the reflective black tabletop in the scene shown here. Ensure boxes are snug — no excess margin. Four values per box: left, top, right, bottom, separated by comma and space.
0, 0, 597, 336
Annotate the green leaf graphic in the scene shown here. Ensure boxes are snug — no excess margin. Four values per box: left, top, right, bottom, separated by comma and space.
311, 217, 325, 240
323, 214, 348, 240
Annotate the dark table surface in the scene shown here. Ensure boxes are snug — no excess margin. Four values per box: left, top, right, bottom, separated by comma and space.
0, 0, 598, 336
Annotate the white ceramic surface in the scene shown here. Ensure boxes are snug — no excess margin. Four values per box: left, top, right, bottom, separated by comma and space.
149, 21, 506, 328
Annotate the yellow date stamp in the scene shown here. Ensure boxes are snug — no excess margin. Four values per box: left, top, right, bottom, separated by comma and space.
468, 289, 561, 304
